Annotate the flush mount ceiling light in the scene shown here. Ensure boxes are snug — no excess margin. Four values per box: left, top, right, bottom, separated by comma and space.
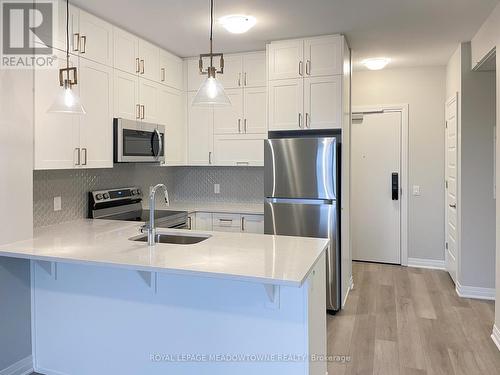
48, 0, 85, 114
192, 0, 231, 107
219, 14, 256, 34
362, 58, 391, 71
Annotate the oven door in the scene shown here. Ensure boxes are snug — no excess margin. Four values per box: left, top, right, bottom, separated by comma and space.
114, 118, 165, 163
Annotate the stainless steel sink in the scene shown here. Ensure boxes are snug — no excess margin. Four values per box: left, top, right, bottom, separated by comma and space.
131, 233, 210, 245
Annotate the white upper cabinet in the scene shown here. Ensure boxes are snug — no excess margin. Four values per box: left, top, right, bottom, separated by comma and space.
213, 89, 244, 134
187, 56, 212, 91
304, 36, 343, 77
114, 70, 139, 121
268, 39, 304, 80
158, 86, 186, 165
268, 78, 304, 131
113, 27, 139, 75
160, 51, 183, 90
79, 59, 114, 168
213, 134, 265, 166
242, 52, 267, 87
138, 40, 160, 82
218, 54, 243, 89
244, 87, 267, 134
77, 10, 114, 66
304, 76, 342, 129
188, 92, 214, 165
139, 79, 160, 123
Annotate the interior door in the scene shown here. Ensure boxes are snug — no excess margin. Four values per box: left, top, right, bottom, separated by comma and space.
351, 111, 402, 264
445, 96, 458, 283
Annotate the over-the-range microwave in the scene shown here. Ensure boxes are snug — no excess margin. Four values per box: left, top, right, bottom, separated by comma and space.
113, 118, 165, 163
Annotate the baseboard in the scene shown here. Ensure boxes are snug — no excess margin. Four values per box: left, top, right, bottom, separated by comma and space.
407, 257, 445, 270
492, 325, 500, 352
456, 281, 495, 300
342, 276, 354, 308
0, 356, 33, 375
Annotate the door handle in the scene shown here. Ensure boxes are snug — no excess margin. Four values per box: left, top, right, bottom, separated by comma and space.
392, 172, 399, 200
449, 203, 457, 209
80, 35, 86, 53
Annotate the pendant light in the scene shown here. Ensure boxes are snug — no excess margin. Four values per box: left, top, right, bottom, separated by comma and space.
48, 0, 85, 114
192, 0, 231, 106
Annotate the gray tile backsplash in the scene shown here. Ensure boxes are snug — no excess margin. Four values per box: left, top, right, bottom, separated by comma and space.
33, 166, 263, 227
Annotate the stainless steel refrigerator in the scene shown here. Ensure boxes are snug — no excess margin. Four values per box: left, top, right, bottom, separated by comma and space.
264, 136, 341, 312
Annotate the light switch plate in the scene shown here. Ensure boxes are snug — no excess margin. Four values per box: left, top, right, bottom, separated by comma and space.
54, 196, 62, 211
214, 184, 220, 194
412, 185, 421, 196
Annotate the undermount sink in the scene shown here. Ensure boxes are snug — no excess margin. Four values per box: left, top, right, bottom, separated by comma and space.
131, 233, 211, 245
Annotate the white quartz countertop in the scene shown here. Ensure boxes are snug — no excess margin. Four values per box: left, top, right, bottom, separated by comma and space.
0, 220, 328, 287
147, 201, 264, 215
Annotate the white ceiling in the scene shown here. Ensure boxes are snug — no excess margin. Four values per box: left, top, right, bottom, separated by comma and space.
71, 0, 499, 70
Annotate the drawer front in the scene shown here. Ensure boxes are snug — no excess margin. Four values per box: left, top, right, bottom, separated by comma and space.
212, 213, 241, 229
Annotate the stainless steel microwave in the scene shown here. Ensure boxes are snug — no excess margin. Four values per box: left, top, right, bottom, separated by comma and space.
113, 118, 165, 163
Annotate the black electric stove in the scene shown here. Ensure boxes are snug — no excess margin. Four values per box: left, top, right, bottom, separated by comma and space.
88, 187, 188, 229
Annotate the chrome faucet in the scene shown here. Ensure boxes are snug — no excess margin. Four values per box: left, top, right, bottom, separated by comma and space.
144, 184, 170, 246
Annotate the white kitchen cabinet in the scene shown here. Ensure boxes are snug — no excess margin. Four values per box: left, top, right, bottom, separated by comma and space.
78, 59, 114, 168
213, 134, 265, 166
139, 40, 160, 82
304, 36, 343, 77
243, 52, 267, 88
268, 78, 304, 131
187, 92, 214, 165
268, 39, 304, 80
160, 51, 183, 90
194, 212, 213, 231
213, 89, 244, 134
304, 75, 342, 129
187, 57, 212, 91
241, 214, 264, 234
244, 87, 267, 134
212, 213, 241, 232
218, 54, 243, 89
158, 86, 186, 165
139, 79, 160, 123
113, 70, 139, 120
113, 27, 139, 75
76, 9, 114, 67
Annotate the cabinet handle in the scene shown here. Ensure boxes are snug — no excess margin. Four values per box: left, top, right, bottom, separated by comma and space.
80, 35, 86, 54
305, 113, 310, 128
238, 119, 241, 133
140, 105, 145, 120
75, 148, 80, 166
244, 119, 247, 133
82, 148, 87, 166
299, 61, 303, 76
209, 151, 212, 165
306, 60, 311, 75
244, 72, 247, 86
140, 59, 145, 74
136, 58, 140, 73
238, 73, 241, 87
241, 217, 245, 231
136, 104, 141, 119
161, 67, 166, 82
236, 161, 249, 166
73, 33, 80, 52
187, 216, 192, 230
298, 113, 303, 128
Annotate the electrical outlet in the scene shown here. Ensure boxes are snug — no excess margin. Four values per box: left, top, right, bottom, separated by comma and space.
412, 185, 421, 196
214, 184, 220, 194
54, 196, 62, 211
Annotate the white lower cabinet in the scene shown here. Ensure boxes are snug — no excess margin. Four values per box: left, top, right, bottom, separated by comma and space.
241, 214, 265, 234
213, 134, 266, 166
194, 212, 213, 231
212, 213, 242, 233
188, 212, 264, 234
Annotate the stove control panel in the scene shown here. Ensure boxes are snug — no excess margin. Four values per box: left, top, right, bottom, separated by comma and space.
90, 187, 142, 203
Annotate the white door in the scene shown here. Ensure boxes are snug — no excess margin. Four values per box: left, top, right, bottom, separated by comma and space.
268, 39, 304, 80
218, 54, 243, 89
242, 52, 267, 87
213, 89, 243, 134
268, 78, 304, 131
78, 10, 113, 66
139, 79, 159, 123
445, 96, 458, 283
187, 92, 213, 165
158, 86, 186, 165
304, 75, 342, 130
138, 40, 160, 82
243, 87, 267, 134
352, 111, 402, 264
114, 70, 139, 120
79, 60, 113, 169
304, 36, 343, 77
113, 27, 139, 75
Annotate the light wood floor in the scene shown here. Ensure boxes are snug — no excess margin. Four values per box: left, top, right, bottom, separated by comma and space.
328, 261, 500, 375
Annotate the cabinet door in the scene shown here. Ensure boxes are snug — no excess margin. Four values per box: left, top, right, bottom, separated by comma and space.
138, 40, 160, 82
217, 54, 243, 89
304, 36, 343, 77
113, 27, 139, 75
158, 86, 186, 165
34, 52, 80, 170
114, 70, 139, 120
78, 10, 113, 66
213, 89, 243, 134
79, 59, 113, 168
212, 213, 241, 232
139, 79, 159, 123
195, 212, 213, 231
243, 52, 266, 87
268, 40, 304, 80
268, 78, 304, 131
304, 76, 342, 130
160, 51, 183, 90
243, 87, 267, 134
187, 92, 214, 165
37, 0, 77, 52
213, 134, 265, 166
241, 215, 264, 234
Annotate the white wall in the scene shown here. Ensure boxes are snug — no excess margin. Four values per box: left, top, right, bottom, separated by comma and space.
352, 67, 446, 262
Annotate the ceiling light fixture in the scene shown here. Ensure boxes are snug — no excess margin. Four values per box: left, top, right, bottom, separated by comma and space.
48, 0, 85, 114
192, 0, 231, 107
362, 58, 391, 71
219, 14, 256, 34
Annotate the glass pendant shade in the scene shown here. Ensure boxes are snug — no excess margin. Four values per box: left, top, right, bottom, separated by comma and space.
48, 81, 86, 114
192, 76, 231, 106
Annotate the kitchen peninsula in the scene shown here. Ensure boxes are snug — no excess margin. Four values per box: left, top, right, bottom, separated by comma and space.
0, 219, 328, 375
